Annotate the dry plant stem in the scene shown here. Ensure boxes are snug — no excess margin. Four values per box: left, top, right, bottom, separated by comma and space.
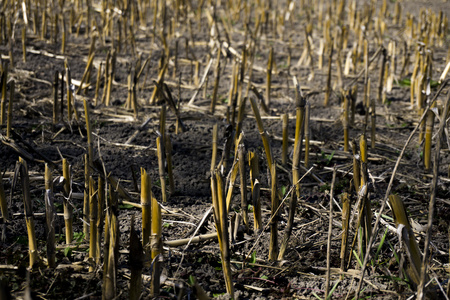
354, 80, 449, 299
279, 76, 305, 260
165, 232, 217, 247
423, 108, 435, 172
52, 71, 59, 128
281, 114, 288, 165
225, 162, 239, 213
417, 88, 450, 300
215, 172, 234, 297
6, 80, 14, 139
101, 51, 110, 105
324, 42, 334, 107
389, 195, 424, 287
0, 64, 8, 125
340, 193, 350, 272
62, 158, 73, 244
249, 97, 273, 174
378, 47, 387, 104
234, 98, 247, 148
44, 164, 56, 268
141, 168, 151, 264
265, 47, 273, 109
359, 134, 372, 252
370, 96, 376, 149
343, 94, 349, 152
156, 136, 167, 203
211, 124, 218, 175
22, 27, 26, 62
77, 51, 96, 94
129, 215, 143, 300
151, 193, 162, 297
89, 176, 97, 272
249, 151, 261, 230
17, 158, 38, 268
238, 144, 248, 229
269, 162, 278, 261
210, 50, 221, 114
97, 176, 104, 261
65, 61, 73, 122
165, 136, 175, 194
94, 63, 103, 106
60, 72, 64, 121
0, 174, 8, 222
83, 154, 89, 240
325, 167, 337, 299
352, 139, 360, 191
104, 207, 118, 299
105, 50, 116, 107
304, 103, 311, 167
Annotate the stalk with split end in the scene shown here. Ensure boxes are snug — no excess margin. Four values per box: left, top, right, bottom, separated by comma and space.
150, 192, 162, 297
249, 151, 261, 230
18, 158, 39, 268
156, 136, 167, 202
62, 158, 73, 244
238, 144, 248, 229
249, 97, 273, 174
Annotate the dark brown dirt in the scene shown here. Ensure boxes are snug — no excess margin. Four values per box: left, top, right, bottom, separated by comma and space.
1, 0, 450, 299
